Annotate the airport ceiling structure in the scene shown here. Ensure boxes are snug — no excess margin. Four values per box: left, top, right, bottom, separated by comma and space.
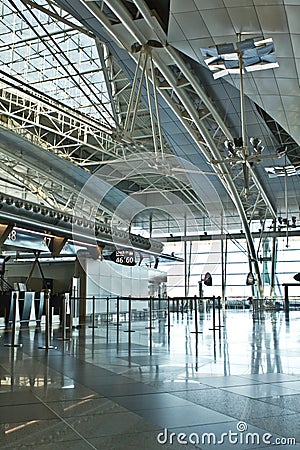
0, 0, 299, 257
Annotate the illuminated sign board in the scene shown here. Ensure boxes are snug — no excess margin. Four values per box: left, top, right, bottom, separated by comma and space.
110, 249, 135, 266
4, 228, 51, 251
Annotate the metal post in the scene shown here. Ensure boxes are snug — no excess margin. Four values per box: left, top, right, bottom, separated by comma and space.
124, 297, 135, 333
116, 296, 120, 341
217, 296, 222, 337
68, 292, 73, 332
106, 296, 109, 335
184, 215, 188, 298
4, 293, 22, 348
89, 296, 98, 328
62, 294, 66, 340
167, 297, 170, 336
73, 286, 77, 328
146, 297, 154, 327
57, 294, 70, 341
270, 225, 277, 299
209, 296, 217, 332
149, 297, 153, 353
128, 296, 131, 335
212, 296, 216, 330
221, 211, 227, 307
284, 285, 289, 318
191, 296, 198, 334
39, 290, 57, 350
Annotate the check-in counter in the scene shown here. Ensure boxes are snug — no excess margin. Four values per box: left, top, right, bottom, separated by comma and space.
7, 291, 35, 326
0, 291, 45, 327
1, 290, 68, 327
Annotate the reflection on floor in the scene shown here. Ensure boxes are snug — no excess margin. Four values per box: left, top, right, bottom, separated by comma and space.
0, 309, 300, 449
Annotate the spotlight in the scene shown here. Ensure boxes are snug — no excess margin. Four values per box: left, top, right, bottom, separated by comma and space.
146, 40, 163, 48
250, 137, 264, 153
234, 137, 243, 148
224, 140, 235, 154
131, 42, 142, 53
250, 137, 261, 147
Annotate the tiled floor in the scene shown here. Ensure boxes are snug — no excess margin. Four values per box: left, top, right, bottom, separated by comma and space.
0, 308, 300, 449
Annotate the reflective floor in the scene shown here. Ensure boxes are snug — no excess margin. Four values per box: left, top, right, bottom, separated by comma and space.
1, 308, 300, 449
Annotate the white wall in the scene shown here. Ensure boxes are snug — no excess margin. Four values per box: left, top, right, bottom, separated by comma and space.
85, 259, 149, 313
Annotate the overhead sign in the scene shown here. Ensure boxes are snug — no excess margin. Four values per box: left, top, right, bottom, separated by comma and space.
110, 249, 135, 266
4, 228, 52, 251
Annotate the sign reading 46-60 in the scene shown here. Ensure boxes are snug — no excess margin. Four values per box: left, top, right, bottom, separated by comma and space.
110, 249, 135, 266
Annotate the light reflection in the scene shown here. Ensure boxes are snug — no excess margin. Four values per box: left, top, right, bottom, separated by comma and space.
61, 384, 75, 389
0, 376, 52, 387
5, 420, 40, 435
63, 394, 96, 411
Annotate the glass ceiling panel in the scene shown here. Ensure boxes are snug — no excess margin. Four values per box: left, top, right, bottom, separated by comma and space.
0, 0, 115, 126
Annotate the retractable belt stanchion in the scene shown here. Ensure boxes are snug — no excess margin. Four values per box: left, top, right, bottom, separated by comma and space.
167, 297, 171, 335
209, 296, 223, 332
209, 296, 216, 331
69, 292, 73, 332
4, 293, 22, 348
57, 294, 70, 341
39, 290, 57, 350
124, 297, 135, 334
191, 295, 203, 335
217, 296, 223, 335
106, 297, 109, 335
116, 296, 120, 342
146, 297, 154, 328
145, 297, 154, 353
89, 296, 98, 329
72, 286, 78, 329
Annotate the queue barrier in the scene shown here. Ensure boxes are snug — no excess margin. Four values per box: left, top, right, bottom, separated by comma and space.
2, 293, 274, 352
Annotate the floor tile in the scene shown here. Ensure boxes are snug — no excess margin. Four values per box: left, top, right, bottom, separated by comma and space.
222, 383, 300, 398
112, 392, 192, 411
139, 404, 235, 428
195, 375, 263, 388
258, 393, 300, 413
172, 387, 293, 420
0, 404, 57, 423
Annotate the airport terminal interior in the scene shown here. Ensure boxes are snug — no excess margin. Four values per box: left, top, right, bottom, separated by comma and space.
0, 0, 300, 448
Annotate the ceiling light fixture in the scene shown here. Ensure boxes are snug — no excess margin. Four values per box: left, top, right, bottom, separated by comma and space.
201, 35, 280, 197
